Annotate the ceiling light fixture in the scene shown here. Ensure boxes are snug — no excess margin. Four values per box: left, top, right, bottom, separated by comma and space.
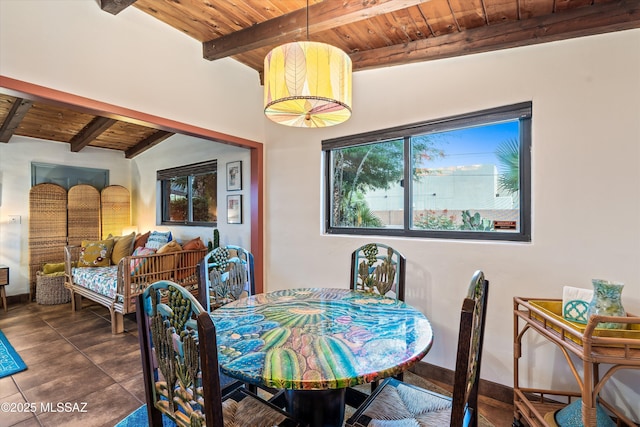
263, 1, 352, 128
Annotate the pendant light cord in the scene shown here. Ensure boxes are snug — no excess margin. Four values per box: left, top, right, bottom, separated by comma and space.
306, 0, 309, 41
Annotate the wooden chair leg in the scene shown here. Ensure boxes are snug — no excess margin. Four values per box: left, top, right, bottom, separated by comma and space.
0, 285, 7, 312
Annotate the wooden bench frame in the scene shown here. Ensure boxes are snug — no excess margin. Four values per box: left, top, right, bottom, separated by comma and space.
64, 245, 207, 334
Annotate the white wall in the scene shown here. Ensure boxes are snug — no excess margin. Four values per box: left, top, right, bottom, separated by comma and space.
0, 0, 259, 295
1, 0, 639, 420
131, 134, 252, 250
0, 0, 265, 142
264, 30, 640, 420
0, 133, 252, 297
0, 137, 130, 295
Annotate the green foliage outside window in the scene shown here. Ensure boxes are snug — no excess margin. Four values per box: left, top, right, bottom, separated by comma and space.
331, 137, 443, 228
160, 160, 217, 226
324, 102, 531, 241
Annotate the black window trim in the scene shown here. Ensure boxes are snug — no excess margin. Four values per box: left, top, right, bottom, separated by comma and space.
323, 102, 532, 242
158, 159, 218, 226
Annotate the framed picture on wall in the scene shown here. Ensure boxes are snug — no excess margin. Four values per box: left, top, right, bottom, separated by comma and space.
227, 195, 242, 224
226, 161, 242, 191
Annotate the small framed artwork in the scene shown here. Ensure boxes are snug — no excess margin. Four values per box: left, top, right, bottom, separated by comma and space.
226, 161, 242, 191
227, 195, 242, 224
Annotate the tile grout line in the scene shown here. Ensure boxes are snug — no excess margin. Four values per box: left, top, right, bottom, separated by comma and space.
43, 306, 146, 406
14, 304, 145, 426
5, 303, 143, 426
5, 304, 46, 427
8, 374, 43, 427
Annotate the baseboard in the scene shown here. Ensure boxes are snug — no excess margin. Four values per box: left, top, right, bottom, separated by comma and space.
410, 361, 513, 405
7, 293, 31, 305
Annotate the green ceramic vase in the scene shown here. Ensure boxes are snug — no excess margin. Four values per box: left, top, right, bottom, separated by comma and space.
587, 279, 626, 329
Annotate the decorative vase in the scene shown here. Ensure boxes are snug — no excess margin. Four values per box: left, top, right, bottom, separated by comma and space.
587, 279, 626, 329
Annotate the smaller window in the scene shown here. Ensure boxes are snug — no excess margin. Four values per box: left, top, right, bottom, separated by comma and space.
158, 160, 217, 226
32, 162, 109, 190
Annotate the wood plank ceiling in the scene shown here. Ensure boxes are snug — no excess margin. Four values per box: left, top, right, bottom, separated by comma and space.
1, 0, 638, 158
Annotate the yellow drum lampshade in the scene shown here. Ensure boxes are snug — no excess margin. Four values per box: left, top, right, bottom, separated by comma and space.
264, 41, 352, 128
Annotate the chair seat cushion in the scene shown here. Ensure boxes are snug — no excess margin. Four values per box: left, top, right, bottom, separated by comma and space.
355, 378, 453, 427
221, 388, 292, 427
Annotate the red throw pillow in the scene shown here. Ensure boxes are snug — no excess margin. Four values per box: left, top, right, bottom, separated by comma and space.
182, 237, 206, 251
134, 231, 151, 250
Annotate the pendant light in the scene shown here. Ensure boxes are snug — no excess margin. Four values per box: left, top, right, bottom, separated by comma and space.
263, 1, 352, 128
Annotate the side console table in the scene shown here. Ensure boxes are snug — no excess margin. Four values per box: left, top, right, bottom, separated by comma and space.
0, 265, 8, 312
513, 297, 640, 426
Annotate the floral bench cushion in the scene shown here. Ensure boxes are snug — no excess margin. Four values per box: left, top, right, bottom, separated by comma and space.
72, 266, 119, 299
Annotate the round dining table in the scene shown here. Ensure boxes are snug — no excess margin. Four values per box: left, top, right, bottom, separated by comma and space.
210, 287, 433, 427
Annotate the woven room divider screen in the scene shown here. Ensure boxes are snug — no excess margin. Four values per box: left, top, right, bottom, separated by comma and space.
68, 184, 101, 247
28, 183, 68, 300
28, 184, 130, 300
101, 185, 131, 240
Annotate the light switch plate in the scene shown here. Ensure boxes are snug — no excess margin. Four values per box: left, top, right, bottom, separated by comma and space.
9, 215, 21, 224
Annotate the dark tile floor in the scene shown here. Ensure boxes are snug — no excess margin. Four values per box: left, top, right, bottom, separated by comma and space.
0, 301, 515, 427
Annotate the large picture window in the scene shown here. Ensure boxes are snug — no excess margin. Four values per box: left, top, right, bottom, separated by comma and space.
158, 160, 217, 226
323, 103, 531, 241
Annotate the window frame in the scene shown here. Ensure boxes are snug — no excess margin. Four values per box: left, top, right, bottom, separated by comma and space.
323, 102, 532, 242
32, 162, 109, 190
158, 159, 218, 226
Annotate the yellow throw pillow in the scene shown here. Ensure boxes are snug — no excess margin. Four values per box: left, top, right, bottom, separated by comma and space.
157, 240, 182, 254
110, 232, 136, 265
157, 241, 183, 273
79, 239, 115, 267
42, 262, 65, 274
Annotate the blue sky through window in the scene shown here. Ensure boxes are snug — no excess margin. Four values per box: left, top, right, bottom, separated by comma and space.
419, 120, 519, 169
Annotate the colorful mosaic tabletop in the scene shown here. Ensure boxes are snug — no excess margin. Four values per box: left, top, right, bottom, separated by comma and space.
210, 288, 433, 390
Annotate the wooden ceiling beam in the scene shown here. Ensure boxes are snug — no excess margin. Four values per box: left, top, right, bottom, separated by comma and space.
0, 97, 33, 143
350, 0, 640, 71
99, 0, 137, 15
203, 0, 434, 61
70, 117, 117, 152
125, 130, 173, 159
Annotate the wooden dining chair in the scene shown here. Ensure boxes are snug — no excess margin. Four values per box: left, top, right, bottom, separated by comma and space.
345, 270, 490, 427
350, 243, 407, 392
197, 245, 255, 312
350, 243, 406, 302
137, 280, 302, 427
196, 246, 277, 396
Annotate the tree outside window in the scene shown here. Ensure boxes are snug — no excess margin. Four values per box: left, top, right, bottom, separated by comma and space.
159, 160, 217, 226
324, 103, 531, 242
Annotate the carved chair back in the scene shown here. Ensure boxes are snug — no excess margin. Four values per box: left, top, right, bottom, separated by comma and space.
450, 270, 490, 426
137, 280, 224, 426
350, 243, 406, 301
197, 245, 255, 311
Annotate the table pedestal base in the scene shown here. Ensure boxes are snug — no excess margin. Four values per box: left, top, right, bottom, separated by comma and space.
284, 388, 346, 427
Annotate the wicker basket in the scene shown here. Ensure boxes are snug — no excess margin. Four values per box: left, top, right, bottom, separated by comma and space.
36, 272, 70, 305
